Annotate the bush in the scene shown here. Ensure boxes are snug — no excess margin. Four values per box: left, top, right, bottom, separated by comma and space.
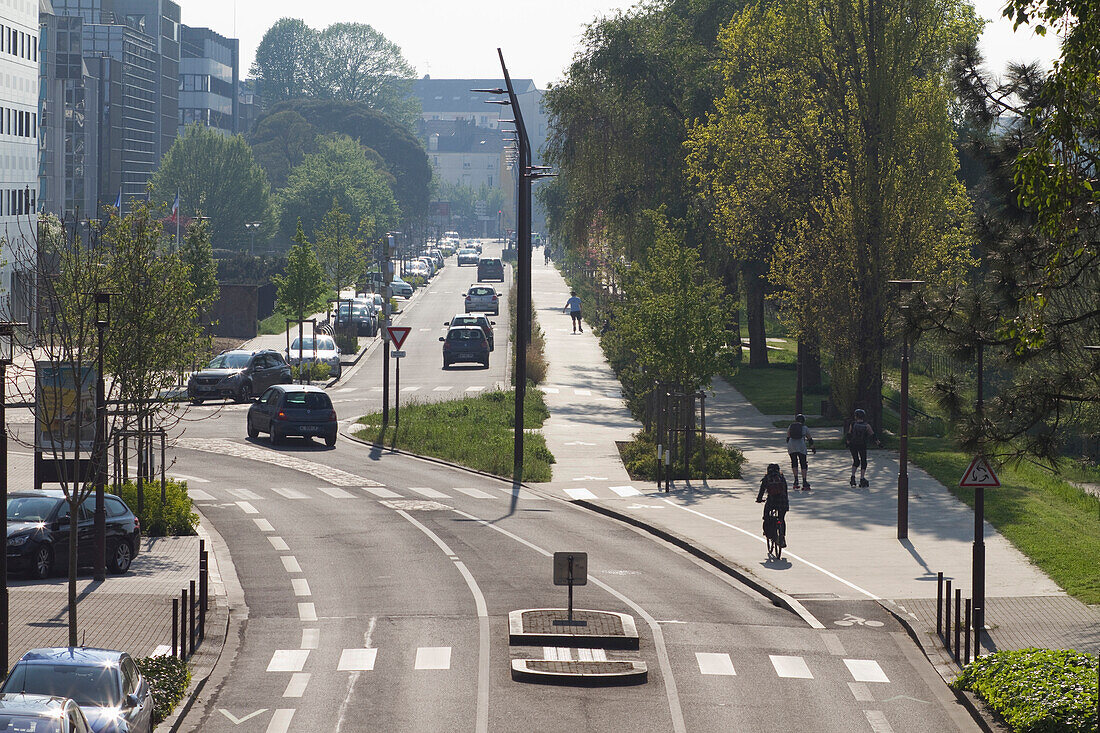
290, 362, 331, 382
335, 333, 358, 354
951, 648, 1098, 732
620, 430, 744, 480
137, 655, 191, 725
116, 479, 198, 536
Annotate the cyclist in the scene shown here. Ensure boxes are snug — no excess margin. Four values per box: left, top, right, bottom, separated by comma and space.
846, 408, 878, 487
786, 413, 815, 490
755, 463, 789, 547
563, 291, 583, 333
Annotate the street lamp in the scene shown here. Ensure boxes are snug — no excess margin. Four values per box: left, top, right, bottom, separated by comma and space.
1, 320, 25, 673
93, 293, 111, 581
244, 222, 262, 256
888, 279, 924, 540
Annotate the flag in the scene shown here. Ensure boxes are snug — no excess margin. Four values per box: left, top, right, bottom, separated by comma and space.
170, 190, 180, 221
114, 188, 122, 210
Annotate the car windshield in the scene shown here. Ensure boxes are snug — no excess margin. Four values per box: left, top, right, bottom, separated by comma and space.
289, 338, 335, 351
284, 392, 333, 410
208, 353, 250, 369
3, 662, 121, 706
7, 496, 58, 522
0, 715, 61, 732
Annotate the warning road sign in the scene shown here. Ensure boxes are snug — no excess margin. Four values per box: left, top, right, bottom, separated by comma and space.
959, 456, 1000, 488
386, 326, 411, 350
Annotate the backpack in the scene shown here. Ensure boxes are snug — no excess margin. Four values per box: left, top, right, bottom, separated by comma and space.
764, 472, 785, 497
850, 422, 871, 447
788, 422, 804, 441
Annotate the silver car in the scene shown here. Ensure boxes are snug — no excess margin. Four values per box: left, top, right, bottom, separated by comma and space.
286, 335, 341, 378
0, 693, 91, 732
464, 284, 500, 315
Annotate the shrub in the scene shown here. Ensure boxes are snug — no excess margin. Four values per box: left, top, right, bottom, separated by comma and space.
951, 648, 1098, 733
137, 655, 191, 725
620, 430, 744, 480
335, 333, 358, 354
290, 362, 331, 382
116, 479, 199, 536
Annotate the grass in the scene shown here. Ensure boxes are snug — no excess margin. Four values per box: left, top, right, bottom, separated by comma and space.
353, 389, 556, 482
727, 362, 830, 416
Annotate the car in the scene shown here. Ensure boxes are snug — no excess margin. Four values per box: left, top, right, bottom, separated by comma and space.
426, 249, 445, 269
457, 249, 479, 266
335, 301, 376, 337
247, 385, 338, 446
418, 256, 438, 276
389, 277, 414, 298
405, 261, 430, 280
285, 335, 341, 379
187, 349, 291, 404
465, 284, 499, 315
444, 313, 495, 351
6, 490, 141, 580
477, 257, 505, 282
360, 292, 386, 321
440, 326, 489, 368
2, 648, 154, 733
472, 242, 483, 254
0, 693, 92, 732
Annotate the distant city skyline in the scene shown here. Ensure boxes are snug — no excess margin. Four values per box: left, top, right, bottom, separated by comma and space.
181, 0, 1063, 89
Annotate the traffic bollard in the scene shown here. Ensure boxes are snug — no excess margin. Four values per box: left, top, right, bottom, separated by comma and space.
954, 589, 962, 665
964, 599, 971, 665
172, 599, 178, 658
937, 572, 943, 636
945, 579, 952, 656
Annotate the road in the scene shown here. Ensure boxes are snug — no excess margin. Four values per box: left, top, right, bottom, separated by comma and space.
169, 242, 977, 733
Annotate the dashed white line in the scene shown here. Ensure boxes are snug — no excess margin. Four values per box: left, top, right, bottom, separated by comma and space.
236, 501, 258, 515
291, 578, 311, 596
414, 647, 451, 670
266, 709, 295, 733
189, 489, 216, 501
337, 648, 378, 671
864, 710, 894, 733
433, 386, 453, 392
770, 655, 813, 679
408, 486, 450, 499
564, 488, 598, 500
253, 518, 275, 532
281, 556, 302, 573
271, 488, 307, 500
400, 386, 419, 392
315, 485, 355, 499
696, 652, 736, 676
268, 536, 290, 551
465, 386, 484, 392
609, 486, 641, 497
452, 487, 495, 499
848, 682, 874, 701
359, 486, 401, 498
300, 629, 319, 649
282, 673, 310, 698
229, 489, 262, 500
267, 650, 309, 672
298, 603, 317, 622
845, 659, 889, 683
822, 633, 846, 656
574, 389, 592, 396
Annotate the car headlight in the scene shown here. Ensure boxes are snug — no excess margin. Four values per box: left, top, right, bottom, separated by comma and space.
219, 373, 241, 385
8, 535, 29, 547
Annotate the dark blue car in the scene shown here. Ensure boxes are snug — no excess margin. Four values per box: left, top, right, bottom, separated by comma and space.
247, 384, 338, 447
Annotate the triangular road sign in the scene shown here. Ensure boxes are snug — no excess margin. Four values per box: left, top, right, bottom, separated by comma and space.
386, 326, 411, 350
959, 456, 1000, 488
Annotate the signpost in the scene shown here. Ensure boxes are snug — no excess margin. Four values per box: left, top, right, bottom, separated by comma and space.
960, 456, 1000, 659
387, 327, 411, 430
552, 552, 588, 627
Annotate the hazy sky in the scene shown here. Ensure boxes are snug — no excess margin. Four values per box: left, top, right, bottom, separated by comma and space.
180, 0, 1062, 89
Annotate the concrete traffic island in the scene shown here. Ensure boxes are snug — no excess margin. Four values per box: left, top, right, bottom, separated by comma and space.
508, 609, 647, 685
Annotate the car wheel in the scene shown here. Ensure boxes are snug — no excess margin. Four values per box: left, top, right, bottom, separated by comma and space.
235, 382, 251, 403
189, 397, 203, 405
246, 416, 259, 439
107, 539, 133, 574
28, 545, 52, 580
271, 427, 283, 445
325, 433, 337, 447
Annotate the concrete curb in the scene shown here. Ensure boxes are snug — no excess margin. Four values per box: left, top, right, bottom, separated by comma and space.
510, 659, 648, 686
508, 608, 640, 650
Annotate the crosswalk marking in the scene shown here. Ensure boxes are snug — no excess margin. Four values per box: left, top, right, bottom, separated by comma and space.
864, 711, 894, 733
266, 709, 295, 733
495, 486, 544, 501
414, 647, 451, 670
401, 386, 420, 392
848, 682, 874, 701
298, 603, 317, 622
452, 487, 495, 499
770, 655, 813, 679
822, 633, 846, 656
543, 647, 570, 661
229, 489, 262, 500
696, 652, 736, 676
151, 645, 171, 657
189, 489, 216, 501
281, 556, 302, 573
268, 536, 290, 551
236, 501, 258, 515
271, 488, 307, 500
291, 579, 311, 597
564, 488, 598, 500
465, 386, 484, 392
300, 629, 318, 649
609, 485, 641, 497
315, 485, 355, 499
253, 518, 275, 532
577, 648, 607, 662
267, 650, 309, 672
360, 486, 401, 498
539, 386, 560, 394
574, 389, 592, 396
283, 673, 310, 697
408, 487, 450, 499
433, 386, 453, 391
844, 659, 889, 683
337, 648, 378, 671
336, 387, 357, 393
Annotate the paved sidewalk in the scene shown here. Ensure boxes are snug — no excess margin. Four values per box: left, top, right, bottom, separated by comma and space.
528, 255, 1100, 673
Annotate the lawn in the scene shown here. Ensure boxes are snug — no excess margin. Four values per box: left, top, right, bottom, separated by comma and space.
353, 389, 555, 482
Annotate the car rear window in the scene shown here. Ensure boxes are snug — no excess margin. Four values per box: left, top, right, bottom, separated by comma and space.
283, 392, 333, 410
448, 329, 482, 341
469, 287, 494, 296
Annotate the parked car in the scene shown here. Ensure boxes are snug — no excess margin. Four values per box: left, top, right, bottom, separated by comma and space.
465, 284, 500, 315
389, 277, 414, 299
457, 249, 479, 266
477, 257, 505, 282
335, 302, 376, 337
187, 349, 291, 404
247, 385, 338, 446
427, 249, 445, 269
0, 693, 92, 732
285, 335, 341, 378
440, 326, 490, 368
444, 313, 495, 351
2, 648, 154, 733
6, 490, 140, 580
417, 256, 437, 277
405, 261, 431, 280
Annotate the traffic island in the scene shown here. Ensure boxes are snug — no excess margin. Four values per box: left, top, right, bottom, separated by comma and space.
508, 608, 640, 649
511, 658, 648, 685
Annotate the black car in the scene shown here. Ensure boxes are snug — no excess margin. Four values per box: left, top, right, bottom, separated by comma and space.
187, 349, 291, 404
247, 385, 338, 447
444, 314, 495, 351
334, 302, 377, 337
440, 326, 490, 368
477, 257, 505, 282
7, 491, 141, 580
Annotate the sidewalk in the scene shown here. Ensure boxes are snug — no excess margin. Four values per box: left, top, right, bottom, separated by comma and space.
529, 254, 1100, 674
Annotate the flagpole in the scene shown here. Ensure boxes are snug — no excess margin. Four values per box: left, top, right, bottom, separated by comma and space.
175, 189, 180, 251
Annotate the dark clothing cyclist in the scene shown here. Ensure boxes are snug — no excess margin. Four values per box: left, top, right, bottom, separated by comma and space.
846, 409, 877, 487
756, 463, 789, 545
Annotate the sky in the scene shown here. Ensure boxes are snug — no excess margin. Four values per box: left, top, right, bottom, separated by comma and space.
180, 0, 1063, 89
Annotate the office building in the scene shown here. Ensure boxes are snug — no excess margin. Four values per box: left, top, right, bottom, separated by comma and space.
179, 24, 238, 136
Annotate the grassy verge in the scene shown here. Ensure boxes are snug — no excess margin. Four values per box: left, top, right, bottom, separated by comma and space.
353, 389, 555, 481
727, 362, 830, 416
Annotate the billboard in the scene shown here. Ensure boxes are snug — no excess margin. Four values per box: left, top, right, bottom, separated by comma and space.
35, 362, 96, 454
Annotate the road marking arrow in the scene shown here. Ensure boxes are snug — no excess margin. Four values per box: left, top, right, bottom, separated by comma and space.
563, 441, 596, 446
880, 695, 930, 704
219, 709, 268, 724
571, 475, 607, 481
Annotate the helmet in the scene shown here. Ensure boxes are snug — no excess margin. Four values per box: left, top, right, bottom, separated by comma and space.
854, 408, 866, 419
795, 414, 805, 423
766, 463, 780, 474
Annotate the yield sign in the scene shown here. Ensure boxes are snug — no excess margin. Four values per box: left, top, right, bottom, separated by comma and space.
959, 456, 1000, 488
387, 326, 411, 350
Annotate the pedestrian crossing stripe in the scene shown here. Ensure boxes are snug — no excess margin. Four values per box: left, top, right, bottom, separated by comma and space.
360, 486, 401, 498
337, 648, 377, 671
408, 487, 450, 499
414, 647, 451, 670
609, 486, 641, 497
314, 486, 355, 499
770, 655, 814, 678
696, 652, 736, 676
564, 488, 597, 500
844, 659, 889, 683
271, 488, 307, 500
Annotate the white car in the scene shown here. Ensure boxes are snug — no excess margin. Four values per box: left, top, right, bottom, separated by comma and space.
406, 261, 431, 279
286, 335, 341, 378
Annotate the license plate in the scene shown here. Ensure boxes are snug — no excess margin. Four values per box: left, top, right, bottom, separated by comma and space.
300, 426, 319, 433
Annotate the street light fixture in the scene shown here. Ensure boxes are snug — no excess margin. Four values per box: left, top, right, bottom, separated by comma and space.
1, 320, 26, 673
888, 279, 925, 540
244, 222, 262, 256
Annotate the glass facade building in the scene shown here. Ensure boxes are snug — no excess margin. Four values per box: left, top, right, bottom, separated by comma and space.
179, 24, 237, 136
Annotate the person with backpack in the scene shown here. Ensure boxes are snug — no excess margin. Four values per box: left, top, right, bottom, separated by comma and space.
846, 408, 878, 487
756, 463, 789, 546
786, 413, 815, 490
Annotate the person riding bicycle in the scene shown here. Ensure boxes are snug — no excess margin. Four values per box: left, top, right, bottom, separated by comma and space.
846, 408, 880, 487
756, 463, 789, 547
786, 413, 815, 490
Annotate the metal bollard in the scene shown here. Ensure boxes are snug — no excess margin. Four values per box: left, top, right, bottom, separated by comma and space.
945, 579, 952, 655
189, 580, 197, 655
199, 560, 208, 641
937, 572, 943, 636
973, 606, 982, 660
954, 589, 962, 665
179, 589, 187, 659
964, 599, 971, 665
172, 598, 178, 658
656, 445, 663, 491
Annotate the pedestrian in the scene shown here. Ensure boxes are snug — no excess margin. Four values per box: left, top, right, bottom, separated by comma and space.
786, 413, 815, 490
755, 463, 789, 547
564, 291, 583, 333
846, 408, 878, 487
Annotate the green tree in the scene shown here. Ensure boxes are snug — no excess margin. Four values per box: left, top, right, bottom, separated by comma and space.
252, 18, 321, 108
314, 199, 367, 293
150, 124, 275, 250
316, 23, 419, 127
275, 220, 328, 321
179, 216, 219, 326
250, 110, 318, 189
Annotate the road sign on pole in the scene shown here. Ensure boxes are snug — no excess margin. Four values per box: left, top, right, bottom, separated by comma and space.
387, 326, 411, 350
959, 456, 1000, 487
960, 455, 998, 662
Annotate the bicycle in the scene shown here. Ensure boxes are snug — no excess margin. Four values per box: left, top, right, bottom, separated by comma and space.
763, 508, 785, 560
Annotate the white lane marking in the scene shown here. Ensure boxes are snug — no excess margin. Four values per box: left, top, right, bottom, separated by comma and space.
179, 438, 383, 486
189, 489, 216, 501
696, 652, 736, 676
400, 386, 419, 392
770, 655, 813, 679
283, 673, 310, 697
571, 475, 607, 481
219, 709, 266, 724
822, 633, 846, 656
334, 619, 376, 733
271, 487, 307, 499
170, 473, 210, 483
298, 603, 317, 622
337, 648, 378, 671
236, 501, 258, 514
315, 485, 355, 499
268, 536, 290, 551
849, 682, 874, 701
253, 518, 275, 532
577, 648, 607, 662
452, 487, 495, 499
360, 486, 401, 498
336, 387, 357, 393
609, 485, 641, 497
663, 499, 877, 604
493, 486, 544, 501
564, 488, 598, 500
864, 710, 895, 733
300, 629, 319, 649
229, 489, 262, 500
539, 387, 560, 394
266, 709, 295, 733
151, 645, 171, 657
415, 647, 451, 670
281, 556, 302, 573
370, 386, 383, 392
845, 659, 889, 683
543, 647, 570, 661
465, 386, 484, 392
418, 327, 432, 332
267, 650, 309, 672
291, 578, 311, 596
433, 386, 453, 391
408, 486, 450, 499
574, 389, 592, 396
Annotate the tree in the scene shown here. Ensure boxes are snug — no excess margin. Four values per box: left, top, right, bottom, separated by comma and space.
315, 23, 419, 127
251, 18, 321, 108
314, 199, 367, 294
250, 110, 318, 189
179, 216, 219, 327
275, 220, 328, 321
150, 124, 275, 251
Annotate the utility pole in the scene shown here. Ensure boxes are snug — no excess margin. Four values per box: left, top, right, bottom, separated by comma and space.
382, 233, 395, 425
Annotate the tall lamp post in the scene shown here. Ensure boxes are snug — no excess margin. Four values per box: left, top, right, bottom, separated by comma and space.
244, 222, 262, 256
93, 293, 111, 581
1, 320, 24, 673
888, 279, 924, 540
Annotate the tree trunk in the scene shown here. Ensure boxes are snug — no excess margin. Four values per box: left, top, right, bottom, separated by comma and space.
803, 335, 822, 391
68, 496, 79, 646
721, 257, 742, 360
744, 263, 768, 367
